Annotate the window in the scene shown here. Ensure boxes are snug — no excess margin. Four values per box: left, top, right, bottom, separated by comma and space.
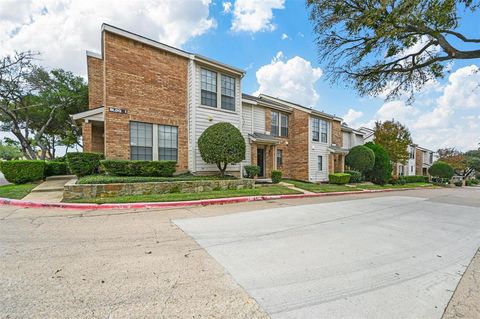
158, 125, 178, 161
318, 155, 323, 171
429, 153, 433, 164
276, 149, 283, 167
201, 68, 217, 107
221, 74, 235, 111
280, 113, 288, 137
312, 118, 328, 143
271, 111, 288, 137
410, 166, 413, 173
130, 122, 153, 160
271, 111, 279, 136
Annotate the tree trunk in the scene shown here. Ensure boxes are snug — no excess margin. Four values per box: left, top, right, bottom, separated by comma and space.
216, 162, 228, 177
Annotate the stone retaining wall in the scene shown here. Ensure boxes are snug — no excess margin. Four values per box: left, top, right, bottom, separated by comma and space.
63, 178, 255, 200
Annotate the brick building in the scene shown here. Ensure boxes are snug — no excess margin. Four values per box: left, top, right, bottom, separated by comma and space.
73, 24, 349, 182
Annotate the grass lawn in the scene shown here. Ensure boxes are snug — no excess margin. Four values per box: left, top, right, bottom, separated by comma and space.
78, 174, 236, 184
283, 179, 362, 193
0, 184, 37, 199
357, 182, 434, 190
284, 179, 434, 193
66, 185, 301, 204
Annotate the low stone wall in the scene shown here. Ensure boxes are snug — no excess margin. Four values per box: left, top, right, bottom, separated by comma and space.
63, 178, 255, 200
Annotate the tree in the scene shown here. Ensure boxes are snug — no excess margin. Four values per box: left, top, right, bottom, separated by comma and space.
429, 161, 454, 179
198, 122, 246, 177
0, 52, 87, 159
436, 147, 480, 177
364, 142, 393, 185
0, 141, 23, 160
373, 120, 412, 164
345, 145, 375, 173
307, 0, 480, 101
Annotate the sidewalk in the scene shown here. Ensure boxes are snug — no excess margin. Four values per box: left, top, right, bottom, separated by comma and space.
22, 176, 73, 203
442, 248, 480, 319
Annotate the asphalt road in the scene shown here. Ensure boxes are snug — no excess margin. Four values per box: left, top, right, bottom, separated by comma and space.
1, 187, 479, 318
176, 190, 480, 319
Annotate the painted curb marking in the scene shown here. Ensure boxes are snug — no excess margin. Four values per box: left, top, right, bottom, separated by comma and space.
0, 187, 434, 211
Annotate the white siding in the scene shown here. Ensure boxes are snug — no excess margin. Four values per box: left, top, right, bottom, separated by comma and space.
192, 64, 243, 173
308, 116, 330, 182
342, 132, 351, 149
253, 106, 266, 133
354, 134, 364, 146
241, 104, 253, 165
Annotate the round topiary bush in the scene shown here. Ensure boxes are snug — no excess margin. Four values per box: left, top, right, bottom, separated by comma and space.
345, 145, 375, 173
364, 142, 392, 185
0, 160, 45, 184
198, 122, 246, 176
428, 161, 454, 179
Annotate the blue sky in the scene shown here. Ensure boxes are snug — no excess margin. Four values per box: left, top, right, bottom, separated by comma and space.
1, 0, 479, 151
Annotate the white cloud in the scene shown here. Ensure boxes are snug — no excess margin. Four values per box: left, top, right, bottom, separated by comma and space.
342, 109, 363, 126
254, 52, 323, 107
230, 0, 285, 33
437, 65, 480, 109
0, 0, 216, 76
222, 1, 232, 13
281, 33, 288, 40
358, 65, 480, 151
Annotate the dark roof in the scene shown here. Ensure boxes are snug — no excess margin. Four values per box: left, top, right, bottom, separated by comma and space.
248, 132, 279, 144
242, 93, 292, 112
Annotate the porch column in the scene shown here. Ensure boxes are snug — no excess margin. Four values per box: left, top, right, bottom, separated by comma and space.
82, 121, 93, 152
340, 154, 345, 173
251, 144, 257, 166
328, 154, 334, 173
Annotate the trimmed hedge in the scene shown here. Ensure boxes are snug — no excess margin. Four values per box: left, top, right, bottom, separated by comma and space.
404, 175, 429, 183
364, 142, 392, 185
271, 170, 282, 183
345, 145, 375, 173
66, 152, 104, 177
45, 161, 68, 177
0, 160, 45, 184
428, 161, 454, 179
344, 170, 362, 183
101, 160, 176, 177
244, 165, 260, 178
329, 173, 351, 185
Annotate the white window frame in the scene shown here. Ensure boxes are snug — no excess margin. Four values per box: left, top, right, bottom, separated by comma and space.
130, 121, 179, 162
200, 67, 236, 112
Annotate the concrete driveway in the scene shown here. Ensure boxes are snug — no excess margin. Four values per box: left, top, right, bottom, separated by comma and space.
175, 193, 480, 319
1, 188, 479, 318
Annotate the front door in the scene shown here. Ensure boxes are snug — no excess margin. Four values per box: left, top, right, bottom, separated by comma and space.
257, 148, 265, 177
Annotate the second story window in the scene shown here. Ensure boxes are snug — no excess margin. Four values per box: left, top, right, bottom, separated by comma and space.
312, 118, 328, 143
201, 68, 217, 107
271, 111, 288, 137
221, 74, 235, 111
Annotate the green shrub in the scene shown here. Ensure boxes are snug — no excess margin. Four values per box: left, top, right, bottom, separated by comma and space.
345, 145, 375, 173
66, 152, 104, 177
271, 170, 282, 183
244, 165, 260, 178
101, 160, 176, 177
0, 160, 45, 184
45, 161, 68, 177
389, 176, 406, 185
471, 179, 479, 185
329, 173, 351, 184
364, 142, 392, 185
344, 170, 362, 183
428, 161, 454, 179
454, 181, 463, 187
198, 122, 246, 176
404, 175, 429, 183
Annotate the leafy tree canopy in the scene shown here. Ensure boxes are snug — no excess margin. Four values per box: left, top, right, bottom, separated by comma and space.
364, 142, 393, 185
198, 122, 246, 176
345, 145, 375, 173
373, 120, 412, 164
307, 0, 480, 102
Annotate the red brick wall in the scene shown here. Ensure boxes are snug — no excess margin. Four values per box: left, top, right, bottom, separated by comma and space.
264, 108, 309, 180
103, 31, 189, 170
87, 56, 104, 109
82, 122, 93, 152
331, 120, 342, 147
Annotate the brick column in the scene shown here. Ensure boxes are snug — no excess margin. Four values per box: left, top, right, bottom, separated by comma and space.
340, 154, 345, 173
82, 121, 93, 152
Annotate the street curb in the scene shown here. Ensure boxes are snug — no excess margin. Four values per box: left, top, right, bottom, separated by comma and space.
0, 187, 432, 210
